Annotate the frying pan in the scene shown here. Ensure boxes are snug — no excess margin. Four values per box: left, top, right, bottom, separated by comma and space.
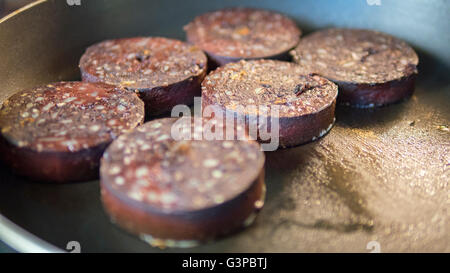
0, 0, 448, 253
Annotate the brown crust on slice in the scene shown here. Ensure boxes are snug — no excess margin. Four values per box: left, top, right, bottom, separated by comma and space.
0, 137, 109, 182
291, 28, 419, 107
100, 118, 265, 245
336, 74, 417, 108
184, 8, 301, 68
101, 170, 264, 246
79, 37, 208, 116
0, 81, 144, 182
201, 60, 338, 148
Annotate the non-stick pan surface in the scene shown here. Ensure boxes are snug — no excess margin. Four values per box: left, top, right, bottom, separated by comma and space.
0, 0, 448, 252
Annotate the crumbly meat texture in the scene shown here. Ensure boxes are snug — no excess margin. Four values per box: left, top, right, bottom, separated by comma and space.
79, 37, 207, 89
291, 28, 419, 84
101, 118, 264, 212
0, 82, 144, 152
184, 8, 301, 58
202, 60, 338, 117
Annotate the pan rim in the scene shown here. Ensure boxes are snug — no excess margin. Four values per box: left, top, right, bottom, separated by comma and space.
0, 0, 62, 253
0, 214, 64, 253
0, 0, 47, 25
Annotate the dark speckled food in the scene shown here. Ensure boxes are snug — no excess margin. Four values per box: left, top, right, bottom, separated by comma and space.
291, 28, 419, 107
79, 37, 207, 116
185, 8, 301, 68
201, 60, 338, 148
100, 118, 265, 247
0, 81, 144, 182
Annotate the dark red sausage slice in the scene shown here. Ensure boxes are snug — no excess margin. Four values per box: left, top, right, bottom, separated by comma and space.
184, 8, 301, 68
79, 37, 208, 116
290, 28, 419, 107
0, 82, 144, 182
201, 60, 338, 148
100, 118, 265, 247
